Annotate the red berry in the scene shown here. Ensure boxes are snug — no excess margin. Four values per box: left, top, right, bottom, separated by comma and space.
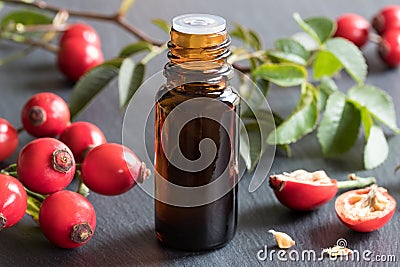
58, 39, 104, 82
335, 185, 396, 232
334, 13, 370, 48
17, 138, 76, 194
378, 29, 400, 67
0, 174, 27, 230
60, 23, 101, 48
372, 5, 400, 34
21, 92, 70, 138
59, 121, 106, 163
81, 143, 150, 196
39, 190, 96, 248
0, 118, 18, 162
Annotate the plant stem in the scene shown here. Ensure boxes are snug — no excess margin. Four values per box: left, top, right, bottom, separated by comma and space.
25, 188, 46, 202
2, 0, 162, 46
337, 174, 376, 189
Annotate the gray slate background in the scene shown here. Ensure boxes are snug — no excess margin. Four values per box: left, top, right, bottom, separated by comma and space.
1, 0, 400, 266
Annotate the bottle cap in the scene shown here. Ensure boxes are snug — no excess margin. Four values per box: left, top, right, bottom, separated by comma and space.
172, 14, 226, 34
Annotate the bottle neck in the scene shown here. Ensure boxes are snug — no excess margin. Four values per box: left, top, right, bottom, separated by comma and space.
164, 28, 233, 91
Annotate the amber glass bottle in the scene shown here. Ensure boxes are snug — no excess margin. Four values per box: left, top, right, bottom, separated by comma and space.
154, 14, 239, 251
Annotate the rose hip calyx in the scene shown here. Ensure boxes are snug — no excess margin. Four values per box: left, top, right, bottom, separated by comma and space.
0, 213, 6, 231
28, 106, 47, 126
70, 222, 93, 244
138, 162, 151, 184
52, 149, 74, 173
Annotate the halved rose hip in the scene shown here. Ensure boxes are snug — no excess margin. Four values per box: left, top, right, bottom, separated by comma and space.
270, 169, 338, 211
335, 185, 396, 232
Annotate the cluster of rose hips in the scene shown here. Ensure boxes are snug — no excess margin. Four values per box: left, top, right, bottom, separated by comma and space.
0, 92, 149, 248
57, 23, 104, 82
334, 5, 400, 67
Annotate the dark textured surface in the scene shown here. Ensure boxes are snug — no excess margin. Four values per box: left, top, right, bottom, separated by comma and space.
1, 0, 400, 266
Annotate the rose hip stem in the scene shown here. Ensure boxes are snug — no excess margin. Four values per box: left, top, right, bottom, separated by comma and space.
336, 173, 376, 189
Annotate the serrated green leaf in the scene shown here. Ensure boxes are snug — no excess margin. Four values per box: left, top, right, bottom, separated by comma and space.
360, 107, 373, 140
266, 50, 307, 65
1, 10, 52, 29
118, 58, 145, 108
274, 38, 310, 60
267, 83, 318, 144
253, 63, 307, 87
304, 17, 336, 44
118, 0, 136, 17
119, 41, 153, 58
152, 19, 171, 33
293, 13, 335, 45
364, 124, 388, 170
70, 65, 120, 118
318, 76, 338, 111
248, 30, 262, 51
348, 85, 399, 133
102, 57, 125, 68
313, 50, 342, 79
325, 38, 367, 84
317, 92, 360, 156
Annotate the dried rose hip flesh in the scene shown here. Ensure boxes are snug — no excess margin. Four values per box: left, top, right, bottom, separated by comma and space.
335, 185, 396, 232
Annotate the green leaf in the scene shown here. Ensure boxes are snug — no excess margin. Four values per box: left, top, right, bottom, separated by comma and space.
230, 24, 247, 41
317, 92, 361, 156
152, 19, 171, 33
26, 195, 41, 224
274, 38, 310, 60
312, 50, 342, 79
118, 0, 136, 17
348, 85, 399, 133
266, 50, 307, 65
118, 58, 146, 108
360, 107, 373, 140
325, 38, 367, 84
69, 65, 120, 118
268, 83, 318, 144
119, 41, 153, 58
248, 30, 262, 51
293, 13, 335, 45
1, 10, 52, 28
364, 124, 389, 170
253, 63, 307, 87
318, 76, 338, 111
240, 111, 275, 171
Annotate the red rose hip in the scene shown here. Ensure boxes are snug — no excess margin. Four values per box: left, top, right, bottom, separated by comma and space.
59, 121, 106, 163
0, 118, 18, 162
335, 185, 396, 232
58, 39, 104, 82
378, 29, 400, 67
81, 143, 150, 196
21, 92, 70, 138
372, 5, 400, 34
17, 138, 76, 194
0, 174, 27, 230
39, 190, 96, 248
60, 23, 101, 48
270, 170, 338, 211
334, 13, 370, 48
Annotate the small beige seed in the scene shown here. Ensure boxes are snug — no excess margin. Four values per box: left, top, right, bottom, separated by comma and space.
268, 229, 295, 249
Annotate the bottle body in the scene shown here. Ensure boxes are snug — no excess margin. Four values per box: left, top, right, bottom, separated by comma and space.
154, 14, 239, 251
154, 83, 239, 251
